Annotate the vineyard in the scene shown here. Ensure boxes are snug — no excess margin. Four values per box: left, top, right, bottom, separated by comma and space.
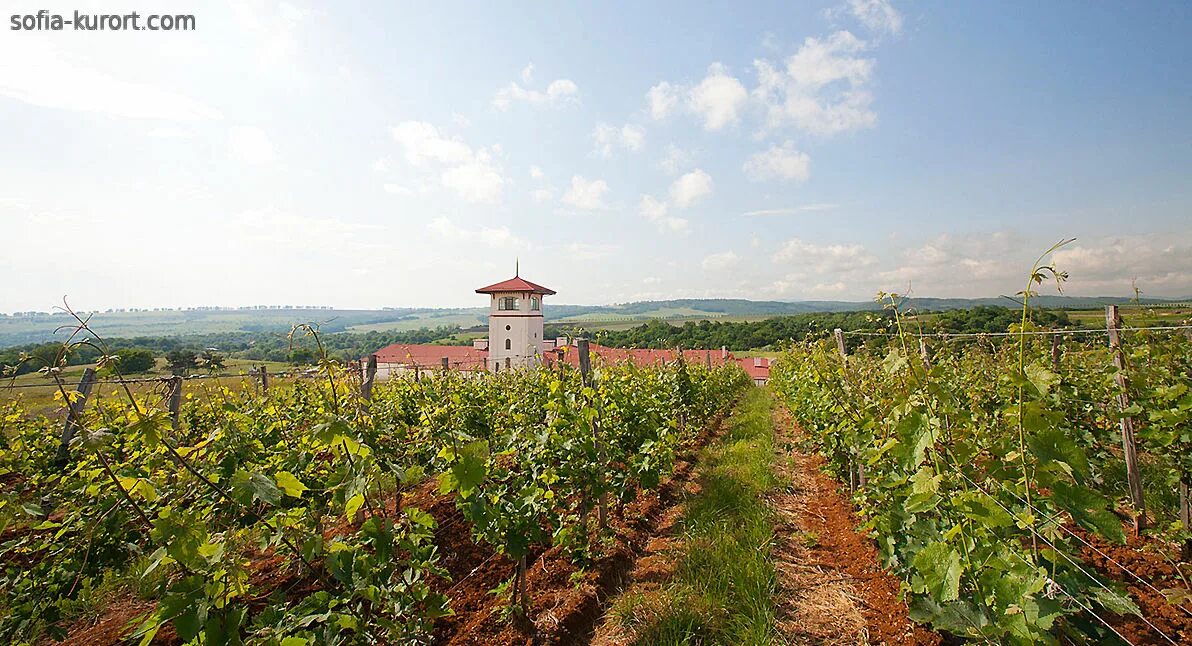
0, 325, 750, 645
771, 296, 1192, 643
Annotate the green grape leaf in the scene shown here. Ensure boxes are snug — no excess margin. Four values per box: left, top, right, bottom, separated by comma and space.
274, 471, 308, 498
344, 493, 365, 519
1049, 481, 1126, 544
913, 541, 963, 602
231, 469, 282, 506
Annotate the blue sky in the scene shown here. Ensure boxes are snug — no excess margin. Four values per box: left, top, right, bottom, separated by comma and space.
1, 0, 1190, 311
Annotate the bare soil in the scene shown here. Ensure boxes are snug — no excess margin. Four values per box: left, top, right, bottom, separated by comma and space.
1075, 528, 1192, 644
770, 405, 940, 646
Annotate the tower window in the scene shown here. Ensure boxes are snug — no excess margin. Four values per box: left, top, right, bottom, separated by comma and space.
498, 296, 519, 311
530, 296, 540, 311
505, 338, 511, 350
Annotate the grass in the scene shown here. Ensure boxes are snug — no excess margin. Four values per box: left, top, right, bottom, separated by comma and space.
610, 386, 779, 645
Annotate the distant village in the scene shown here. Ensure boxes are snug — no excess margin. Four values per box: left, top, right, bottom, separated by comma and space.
363, 272, 772, 385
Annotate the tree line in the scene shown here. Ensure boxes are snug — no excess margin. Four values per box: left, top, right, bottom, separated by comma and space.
1, 307, 1079, 377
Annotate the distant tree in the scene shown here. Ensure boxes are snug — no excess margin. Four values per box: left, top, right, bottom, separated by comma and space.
104, 348, 155, 375
198, 349, 226, 373
287, 347, 316, 365
166, 349, 198, 376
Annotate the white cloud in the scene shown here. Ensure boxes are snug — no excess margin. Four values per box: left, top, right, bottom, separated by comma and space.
848, 0, 904, 35
753, 31, 877, 136
383, 183, 414, 195
669, 169, 713, 208
428, 217, 526, 248
657, 145, 693, 175
702, 251, 740, 271
743, 141, 811, 182
638, 195, 690, 233
441, 159, 505, 204
1051, 235, 1192, 296
592, 122, 645, 157
147, 126, 196, 139
390, 121, 475, 166
687, 63, 748, 131
389, 121, 506, 204
228, 126, 276, 164
561, 176, 609, 210
531, 188, 553, 203
741, 204, 839, 216
0, 36, 222, 121
646, 81, 680, 119
492, 70, 580, 110
529, 165, 544, 180
566, 243, 620, 260
230, 0, 309, 70
773, 238, 877, 274
645, 64, 748, 131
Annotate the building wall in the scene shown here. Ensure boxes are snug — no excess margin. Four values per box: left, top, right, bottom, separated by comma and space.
487, 292, 545, 371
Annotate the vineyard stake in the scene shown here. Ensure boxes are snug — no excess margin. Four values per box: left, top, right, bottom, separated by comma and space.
440, 357, 449, 371
1181, 476, 1191, 560
1051, 333, 1062, 374
167, 375, 183, 433
361, 354, 377, 400
834, 328, 847, 368
259, 365, 269, 392
55, 367, 97, 465
834, 328, 864, 488
1106, 305, 1146, 531
919, 338, 932, 372
577, 339, 608, 529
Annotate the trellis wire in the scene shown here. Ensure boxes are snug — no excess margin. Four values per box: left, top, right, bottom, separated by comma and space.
952, 469, 1180, 645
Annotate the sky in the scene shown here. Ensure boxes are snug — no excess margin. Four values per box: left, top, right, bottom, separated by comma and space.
1, 0, 1190, 311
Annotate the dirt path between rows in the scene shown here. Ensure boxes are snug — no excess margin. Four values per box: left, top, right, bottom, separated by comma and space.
770, 404, 939, 646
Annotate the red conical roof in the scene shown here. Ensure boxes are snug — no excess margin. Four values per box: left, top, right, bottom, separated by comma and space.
475, 276, 556, 295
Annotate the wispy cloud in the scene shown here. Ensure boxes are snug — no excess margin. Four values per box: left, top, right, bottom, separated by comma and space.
742, 204, 839, 216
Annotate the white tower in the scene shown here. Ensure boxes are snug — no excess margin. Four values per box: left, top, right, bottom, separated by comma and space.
476, 269, 555, 372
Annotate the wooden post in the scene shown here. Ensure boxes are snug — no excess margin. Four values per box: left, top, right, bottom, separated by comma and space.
577, 339, 592, 386
55, 367, 97, 465
414, 364, 421, 382
1178, 475, 1191, 560
167, 376, 183, 432
440, 357, 449, 371
1051, 333, 1062, 374
705, 350, 712, 369
1106, 305, 1145, 530
576, 339, 607, 528
919, 338, 932, 372
361, 354, 377, 400
259, 365, 269, 392
833, 329, 864, 488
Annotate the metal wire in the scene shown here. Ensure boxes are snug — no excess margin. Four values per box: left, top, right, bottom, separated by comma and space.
977, 471, 1192, 620
842, 324, 1192, 339
951, 470, 1179, 645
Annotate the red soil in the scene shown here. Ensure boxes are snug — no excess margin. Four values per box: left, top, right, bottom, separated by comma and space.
772, 405, 940, 646
1075, 528, 1192, 644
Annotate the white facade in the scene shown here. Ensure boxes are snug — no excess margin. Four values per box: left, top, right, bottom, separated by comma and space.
486, 291, 545, 372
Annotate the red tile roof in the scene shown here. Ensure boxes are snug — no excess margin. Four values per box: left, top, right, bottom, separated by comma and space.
548, 344, 737, 368
371, 344, 488, 371
738, 357, 772, 381
475, 276, 556, 295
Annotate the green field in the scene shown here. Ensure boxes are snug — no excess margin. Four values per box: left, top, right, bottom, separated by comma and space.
1, 358, 295, 418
